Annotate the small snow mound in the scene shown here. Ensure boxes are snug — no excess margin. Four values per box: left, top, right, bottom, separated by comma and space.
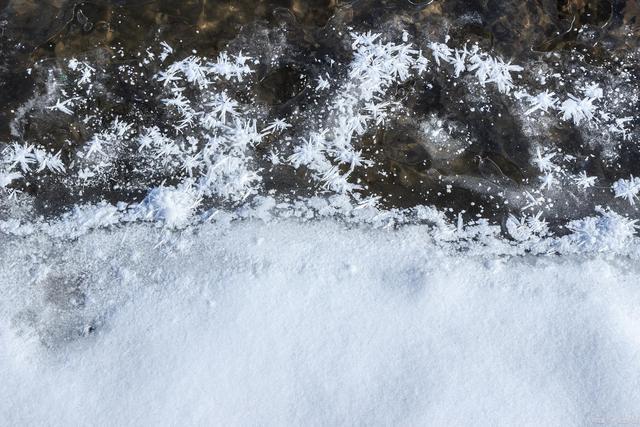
138, 185, 200, 228
70, 202, 121, 229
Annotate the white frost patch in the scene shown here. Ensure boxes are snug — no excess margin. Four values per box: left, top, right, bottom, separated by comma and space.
137, 185, 201, 228
1, 220, 640, 426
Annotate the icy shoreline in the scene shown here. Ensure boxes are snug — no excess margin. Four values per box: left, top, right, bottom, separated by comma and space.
2, 219, 639, 425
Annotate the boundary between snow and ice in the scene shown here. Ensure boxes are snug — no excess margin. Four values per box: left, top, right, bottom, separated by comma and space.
1, 194, 639, 259
0, 34, 638, 258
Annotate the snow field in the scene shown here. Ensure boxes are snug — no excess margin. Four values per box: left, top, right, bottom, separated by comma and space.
1, 220, 639, 426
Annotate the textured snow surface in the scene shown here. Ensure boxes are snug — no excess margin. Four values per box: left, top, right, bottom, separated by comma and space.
1, 220, 640, 426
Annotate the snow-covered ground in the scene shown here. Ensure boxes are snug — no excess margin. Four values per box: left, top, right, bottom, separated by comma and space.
2, 219, 639, 426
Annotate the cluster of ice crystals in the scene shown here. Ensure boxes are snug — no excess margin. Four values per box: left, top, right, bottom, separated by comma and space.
2, 143, 65, 178
564, 207, 638, 253
290, 33, 534, 195
0, 29, 637, 242
520, 83, 604, 126
506, 212, 549, 242
157, 51, 253, 89
287, 32, 426, 193
70, 46, 261, 204
428, 42, 523, 94
559, 94, 597, 125
613, 176, 640, 205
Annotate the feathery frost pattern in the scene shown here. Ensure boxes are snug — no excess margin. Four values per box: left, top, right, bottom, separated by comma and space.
0, 29, 638, 251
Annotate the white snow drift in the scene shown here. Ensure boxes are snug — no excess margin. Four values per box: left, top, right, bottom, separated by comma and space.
1, 220, 640, 426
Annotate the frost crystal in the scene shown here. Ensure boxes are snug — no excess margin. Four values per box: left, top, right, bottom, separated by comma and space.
77, 63, 95, 86
179, 56, 210, 88
574, 172, 597, 190
316, 75, 330, 91
451, 49, 467, 77
208, 52, 253, 81
566, 207, 638, 252
34, 149, 65, 174
582, 83, 603, 100
609, 117, 633, 140
1, 29, 637, 239
4, 143, 35, 173
612, 176, 640, 205
559, 95, 596, 125
486, 58, 522, 94
159, 42, 174, 62
263, 119, 291, 135
288, 135, 326, 169
525, 90, 558, 115
207, 92, 239, 124
533, 148, 556, 172
539, 173, 555, 191
48, 98, 77, 115
428, 42, 453, 66
506, 212, 549, 242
